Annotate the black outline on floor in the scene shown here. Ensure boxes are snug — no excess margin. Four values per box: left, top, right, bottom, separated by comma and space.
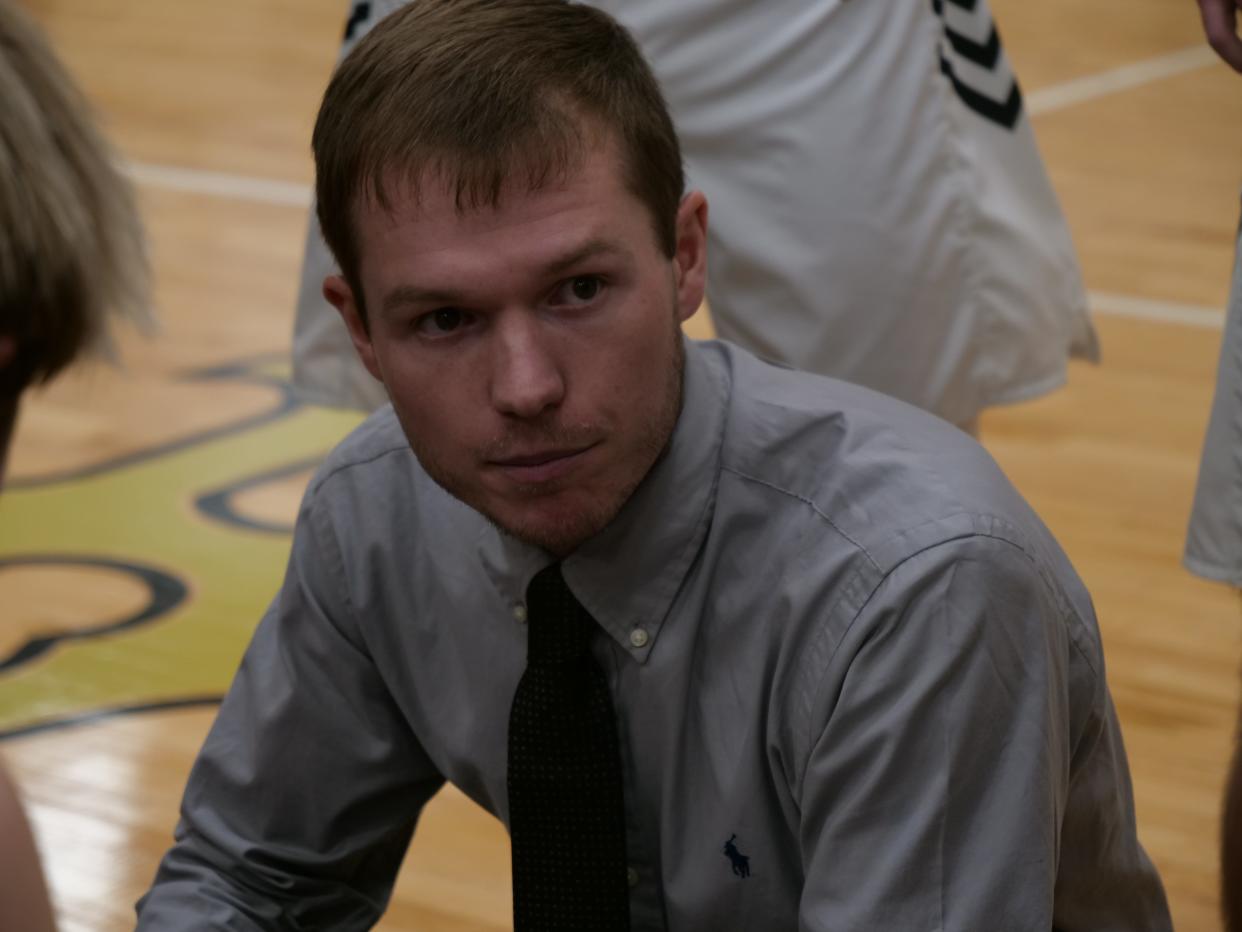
0, 555, 190, 672
0, 355, 336, 735
194, 454, 324, 535
0, 695, 223, 742
6, 354, 302, 489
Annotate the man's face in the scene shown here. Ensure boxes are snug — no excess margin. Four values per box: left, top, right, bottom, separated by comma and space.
325, 137, 707, 555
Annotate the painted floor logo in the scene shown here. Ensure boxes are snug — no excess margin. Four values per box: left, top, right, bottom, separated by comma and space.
0, 356, 362, 740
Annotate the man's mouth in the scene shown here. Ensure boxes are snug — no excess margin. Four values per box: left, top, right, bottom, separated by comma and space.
489, 445, 595, 484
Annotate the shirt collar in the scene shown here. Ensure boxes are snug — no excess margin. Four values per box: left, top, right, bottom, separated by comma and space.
478, 338, 729, 663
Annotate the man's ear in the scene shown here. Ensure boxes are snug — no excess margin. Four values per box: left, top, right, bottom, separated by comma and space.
672, 190, 708, 324
323, 276, 384, 383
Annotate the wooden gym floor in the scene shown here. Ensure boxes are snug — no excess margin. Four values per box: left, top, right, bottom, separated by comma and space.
1, 1, 1240, 928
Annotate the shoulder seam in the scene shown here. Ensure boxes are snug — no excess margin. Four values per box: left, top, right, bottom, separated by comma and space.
720, 464, 881, 573
795, 530, 1099, 797
308, 443, 411, 498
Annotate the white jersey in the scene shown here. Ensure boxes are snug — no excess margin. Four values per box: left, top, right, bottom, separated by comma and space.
292, 0, 1097, 426
1185, 197, 1242, 586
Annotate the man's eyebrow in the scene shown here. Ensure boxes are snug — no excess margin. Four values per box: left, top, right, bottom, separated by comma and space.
541, 238, 630, 277
378, 239, 631, 317
380, 284, 462, 318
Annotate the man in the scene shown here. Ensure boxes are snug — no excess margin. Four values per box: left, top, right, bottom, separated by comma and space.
292, 0, 1097, 434
139, 2, 1170, 928
0, 2, 149, 929
1186, 1, 1242, 927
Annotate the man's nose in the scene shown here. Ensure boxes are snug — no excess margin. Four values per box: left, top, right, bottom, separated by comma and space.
489, 313, 565, 419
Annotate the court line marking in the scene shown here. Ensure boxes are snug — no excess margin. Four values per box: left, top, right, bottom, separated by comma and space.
1089, 291, 1224, 330
126, 160, 313, 208
1027, 45, 1220, 115
122, 44, 1223, 208
122, 46, 1231, 334
123, 164, 1234, 333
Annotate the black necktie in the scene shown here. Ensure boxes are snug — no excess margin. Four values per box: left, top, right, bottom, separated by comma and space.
507, 563, 631, 931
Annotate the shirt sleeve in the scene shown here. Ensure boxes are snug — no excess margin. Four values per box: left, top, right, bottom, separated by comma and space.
795, 534, 1170, 931
135, 491, 445, 930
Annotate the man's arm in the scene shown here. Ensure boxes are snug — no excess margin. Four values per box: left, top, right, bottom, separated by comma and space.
795, 535, 1170, 931
1224, 697, 1242, 931
1199, 0, 1242, 71
0, 761, 56, 932
136, 495, 445, 930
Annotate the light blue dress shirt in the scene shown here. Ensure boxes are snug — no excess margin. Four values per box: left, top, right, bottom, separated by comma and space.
138, 339, 1170, 930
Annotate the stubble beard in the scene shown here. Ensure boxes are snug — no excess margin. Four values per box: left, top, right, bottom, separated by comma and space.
411, 321, 685, 556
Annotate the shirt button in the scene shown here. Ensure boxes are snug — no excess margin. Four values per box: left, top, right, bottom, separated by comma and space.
627, 866, 639, 888
512, 604, 527, 623
629, 628, 649, 649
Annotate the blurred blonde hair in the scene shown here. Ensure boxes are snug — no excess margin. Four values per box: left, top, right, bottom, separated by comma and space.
0, 0, 149, 393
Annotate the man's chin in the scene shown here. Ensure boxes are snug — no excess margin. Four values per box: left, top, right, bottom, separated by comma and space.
488, 501, 617, 557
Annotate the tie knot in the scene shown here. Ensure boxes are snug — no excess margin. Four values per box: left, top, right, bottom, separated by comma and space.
524, 563, 595, 665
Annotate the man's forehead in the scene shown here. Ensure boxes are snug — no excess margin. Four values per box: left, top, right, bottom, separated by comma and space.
364, 134, 625, 227
356, 141, 652, 311
350, 147, 643, 274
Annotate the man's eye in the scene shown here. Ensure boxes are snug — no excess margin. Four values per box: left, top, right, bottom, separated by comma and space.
552, 275, 604, 306
570, 276, 600, 301
416, 308, 470, 335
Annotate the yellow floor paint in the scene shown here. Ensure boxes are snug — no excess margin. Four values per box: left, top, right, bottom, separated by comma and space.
0, 360, 363, 735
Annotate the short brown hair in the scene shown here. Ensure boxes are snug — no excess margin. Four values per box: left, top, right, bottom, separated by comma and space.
312, 0, 684, 321
0, 1, 148, 395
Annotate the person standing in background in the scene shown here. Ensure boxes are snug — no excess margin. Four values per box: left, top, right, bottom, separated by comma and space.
1185, 1, 1242, 928
292, 0, 1097, 435
1186, 0, 1242, 589
0, 2, 150, 929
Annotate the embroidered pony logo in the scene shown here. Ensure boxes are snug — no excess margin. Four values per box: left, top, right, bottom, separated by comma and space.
723, 834, 750, 878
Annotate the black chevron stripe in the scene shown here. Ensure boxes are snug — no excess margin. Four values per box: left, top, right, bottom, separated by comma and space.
945, 25, 1001, 70
938, 55, 1023, 129
344, 1, 371, 42
933, 0, 985, 19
